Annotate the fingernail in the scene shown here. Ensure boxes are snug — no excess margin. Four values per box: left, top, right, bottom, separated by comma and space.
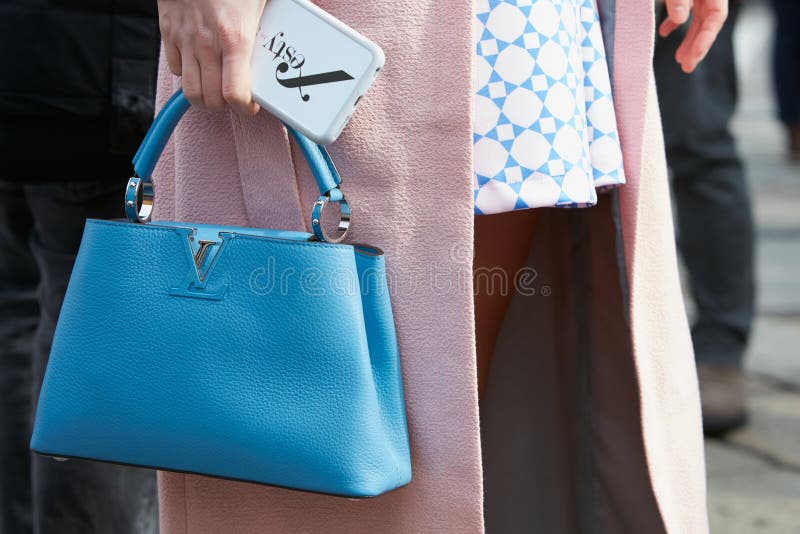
674, 6, 688, 21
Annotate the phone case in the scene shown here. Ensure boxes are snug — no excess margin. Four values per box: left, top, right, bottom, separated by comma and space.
251, 0, 385, 144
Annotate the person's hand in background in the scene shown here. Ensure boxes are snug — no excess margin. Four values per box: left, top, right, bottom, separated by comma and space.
157, 0, 267, 115
658, 0, 729, 73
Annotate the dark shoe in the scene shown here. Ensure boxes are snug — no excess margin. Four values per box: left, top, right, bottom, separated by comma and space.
697, 364, 747, 436
789, 123, 800, 163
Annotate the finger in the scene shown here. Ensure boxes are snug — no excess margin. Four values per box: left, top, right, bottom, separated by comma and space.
681, 26, 721, 72
681, 7, 727, 72
158, 10, 182, 76
675, 15, 701, 66
195, 30, 225, 109
163, 41, 183, 76
220, 30, 259, 116
659, 18, 680, 37
200, 57, 225, 110
221, 50, 259, 116
181, 50, 205, 108
665, 0, 691, 26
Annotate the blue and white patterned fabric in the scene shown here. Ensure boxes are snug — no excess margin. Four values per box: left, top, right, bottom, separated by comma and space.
473, 0, 625, 214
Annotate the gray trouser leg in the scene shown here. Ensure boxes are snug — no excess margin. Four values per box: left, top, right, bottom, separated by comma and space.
1, 178, 158, 534
654, 6, 755, 367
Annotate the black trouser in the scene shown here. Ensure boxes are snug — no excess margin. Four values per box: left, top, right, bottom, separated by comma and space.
654, 5, 755, 368
772, 0, 800, 125
0, 179, 157, 534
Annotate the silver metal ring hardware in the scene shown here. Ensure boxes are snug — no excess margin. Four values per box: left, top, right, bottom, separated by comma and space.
124, 155, 351, 243
125, 175, 154, 223
311, 191, 351, 243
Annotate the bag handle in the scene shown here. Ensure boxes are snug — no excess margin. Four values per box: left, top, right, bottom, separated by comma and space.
125, 89, 350, 243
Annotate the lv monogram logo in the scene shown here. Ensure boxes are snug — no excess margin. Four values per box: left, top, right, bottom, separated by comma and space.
193, 240, 218, 274
170, 236, 228, 300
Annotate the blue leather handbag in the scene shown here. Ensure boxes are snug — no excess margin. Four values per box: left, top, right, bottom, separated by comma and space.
30, 89, 412, 498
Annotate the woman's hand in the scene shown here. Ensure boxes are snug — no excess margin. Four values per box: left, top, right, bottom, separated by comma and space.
158, 0, 267, 115
659, 0, 729, 73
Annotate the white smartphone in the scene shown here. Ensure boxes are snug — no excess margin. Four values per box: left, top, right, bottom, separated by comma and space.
251, 0, 385, 145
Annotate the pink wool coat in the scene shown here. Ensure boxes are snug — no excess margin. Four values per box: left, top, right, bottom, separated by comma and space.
152, 0, 709, 532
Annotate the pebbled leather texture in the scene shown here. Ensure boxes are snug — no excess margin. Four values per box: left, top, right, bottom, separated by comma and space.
30, 90, 411, 498
31, 219, 411, 497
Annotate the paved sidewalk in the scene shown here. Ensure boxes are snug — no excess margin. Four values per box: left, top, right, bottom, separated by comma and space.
701, 2, 800, 532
